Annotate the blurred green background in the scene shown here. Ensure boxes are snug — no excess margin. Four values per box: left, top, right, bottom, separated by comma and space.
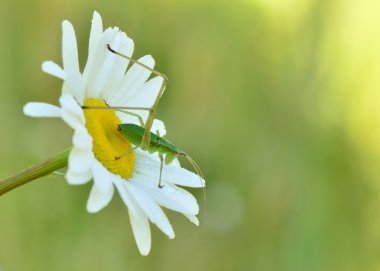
1, 0, 380, 270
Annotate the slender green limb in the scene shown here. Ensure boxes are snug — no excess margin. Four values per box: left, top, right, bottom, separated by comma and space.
107, 44, 167, 79
0, 148, 70, 197
117, 109, 145, 127
107, 44, 168, 151
158, 153, 164, 188
115, 146, 139, 160
141, 76, 167, 150
155, 130, 164, 189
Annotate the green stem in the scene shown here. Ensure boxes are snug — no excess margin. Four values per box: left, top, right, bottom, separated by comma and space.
0, 148, 71, 196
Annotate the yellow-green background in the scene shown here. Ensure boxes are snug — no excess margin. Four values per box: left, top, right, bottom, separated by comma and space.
0, 0, 380, 270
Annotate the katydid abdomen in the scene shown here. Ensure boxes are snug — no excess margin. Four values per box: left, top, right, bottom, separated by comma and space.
118, 123, 180, 164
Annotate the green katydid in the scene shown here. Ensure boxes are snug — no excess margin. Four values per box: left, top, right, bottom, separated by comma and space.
117, 123, 205, 189
81, 44, 205, 192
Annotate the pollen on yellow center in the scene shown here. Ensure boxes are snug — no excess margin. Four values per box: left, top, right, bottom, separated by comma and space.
84, 98, 135, 179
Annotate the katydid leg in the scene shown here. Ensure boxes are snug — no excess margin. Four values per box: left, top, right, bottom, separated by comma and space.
158, 153, 164, 189
155, 130, 164, 188
107, 44, 168, 151
117, 109, 145, 127
115, 146, 138, 160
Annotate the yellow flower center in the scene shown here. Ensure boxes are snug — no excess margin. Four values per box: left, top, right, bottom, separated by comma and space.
84, 98, 135, 179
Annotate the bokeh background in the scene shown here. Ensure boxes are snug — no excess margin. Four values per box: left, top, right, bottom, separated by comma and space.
0, 0, 380, 270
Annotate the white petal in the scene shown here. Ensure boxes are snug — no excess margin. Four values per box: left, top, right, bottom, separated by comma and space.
23, 102, 61, 118
115, 176, 153, 255
150, 119, 167, 137
128, 193, 151, 255
134, 150, 205, 188
60, 95, 85, 129
102, 32, 134, 98
82, 13, 104, 92
62, 20, 79, 74
116, 55, 155, 105
68, 148, 93, 174
66, 169, 92, 185
73, 126, 92, 150
172, 158, 181, 167
92, 160, 113, 193
114, 176, 139, 217
127, 76, 164, 108
62, 72, 85, 102
86, 28, 119, 98
42, 61, 66, 79
114, 178, 152, 255
133, 180, 199, 215
135, 148, 160, 162
162, 165, 205, 188
125, 55, 155, 87
184, 214, 199, 226
88, 11, 103, 59
87, 183, 114, 213
125, 181, 175, 239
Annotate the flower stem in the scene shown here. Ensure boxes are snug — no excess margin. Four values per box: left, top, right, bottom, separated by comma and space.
0, 148, 71, 196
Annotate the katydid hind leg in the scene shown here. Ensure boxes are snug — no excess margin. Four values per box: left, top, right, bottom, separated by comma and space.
140, 76, 167, 150
107, 44, 168, 151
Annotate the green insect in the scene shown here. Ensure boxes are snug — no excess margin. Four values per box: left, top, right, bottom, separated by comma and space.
117, 123, 204, 188
82, 44, 205, 190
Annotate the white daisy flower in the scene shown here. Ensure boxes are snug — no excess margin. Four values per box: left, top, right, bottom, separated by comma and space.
23, 11, 205, 255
